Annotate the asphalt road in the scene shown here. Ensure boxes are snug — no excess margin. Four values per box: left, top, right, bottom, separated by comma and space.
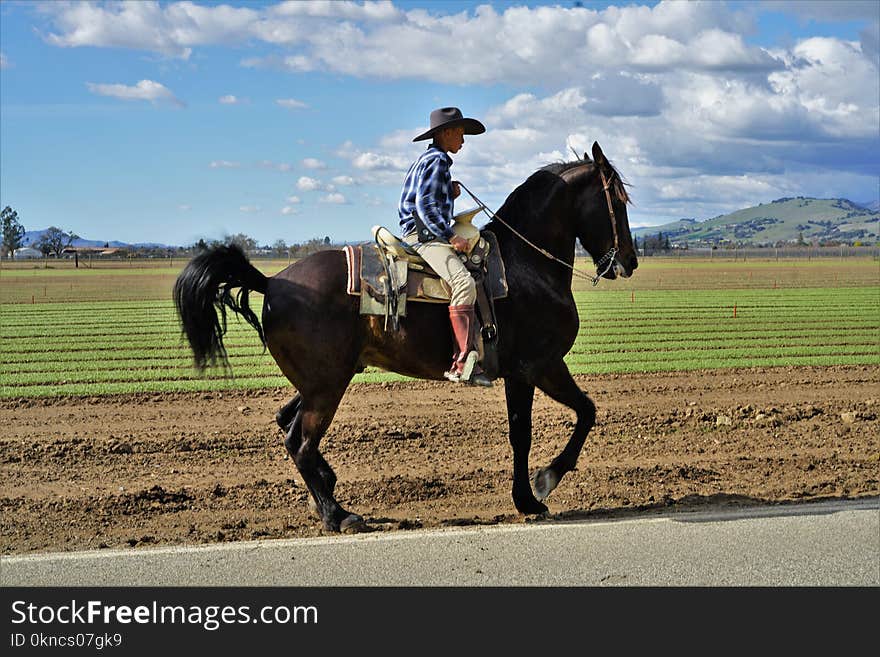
3, 498, 878, 587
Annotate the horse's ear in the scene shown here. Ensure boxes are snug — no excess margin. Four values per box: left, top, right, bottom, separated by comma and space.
591, 141, 606, 166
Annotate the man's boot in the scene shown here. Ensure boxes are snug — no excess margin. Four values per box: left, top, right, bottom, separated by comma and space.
445, 304, 493, 387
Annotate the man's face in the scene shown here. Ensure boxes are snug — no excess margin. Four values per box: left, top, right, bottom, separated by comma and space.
437, 126, 465, 154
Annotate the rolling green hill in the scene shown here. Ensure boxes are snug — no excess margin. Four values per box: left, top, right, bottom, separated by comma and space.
633, 197, 878, 246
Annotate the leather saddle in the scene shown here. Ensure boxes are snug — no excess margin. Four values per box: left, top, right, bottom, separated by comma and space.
344, 227, 508, 312
343, 226, 509, 375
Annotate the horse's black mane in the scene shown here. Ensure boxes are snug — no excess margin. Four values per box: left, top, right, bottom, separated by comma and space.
493, 155, 630, 227
540, 159, 588, 176
541, 157, 631, 205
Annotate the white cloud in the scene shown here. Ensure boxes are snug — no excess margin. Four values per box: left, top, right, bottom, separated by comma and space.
296, 176, 322, 191
0, 52, 9, 69
40, 0, 402, 63
268, 1, 401, 22
44, 0, 258, 59
41, 2, 780, 83
285, 195, 302, 204
768, 37, 879, 138
332, 175, 356, 186
355, 48, 877, 228
629, 34, 687, 68
689, 30, 778, 71
210, 160, 240, 169
276, 98, 308, 110
239, 205, 261, 213
301, 158, 326, 169
613, 0, 753, 46
487, 89, 588, 129
319, 192, 348, 204
351, 151, 409, 171
657, 175, 775, 203
280, 206, 300, 215
219, 94, 246, 104
665, 74, 815, 142
343, 148, 412, 187
241, 54, 315, 72
258, 160, 293, 172
177, 204, 191, 212
85, 79, 183, 106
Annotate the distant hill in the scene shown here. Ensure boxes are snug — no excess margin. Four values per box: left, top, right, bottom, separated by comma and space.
632, 197, 879, 246
18, 196, 880, 250
22, 230, 171, 250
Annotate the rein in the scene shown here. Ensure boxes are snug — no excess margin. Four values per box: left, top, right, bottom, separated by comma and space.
458, 173, 618, 287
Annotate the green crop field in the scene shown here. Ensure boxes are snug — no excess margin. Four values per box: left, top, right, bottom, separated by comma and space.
1, 257, 877, 398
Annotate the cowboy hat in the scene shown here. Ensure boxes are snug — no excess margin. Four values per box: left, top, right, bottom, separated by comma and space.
412, 107, 486, 142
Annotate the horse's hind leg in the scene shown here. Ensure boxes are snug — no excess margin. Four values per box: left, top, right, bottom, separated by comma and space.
504, 376, 549, 515
276, 393, 338, 508
293, 390, 363, 533
276, 394, 302, 435
531, 360, 596, 501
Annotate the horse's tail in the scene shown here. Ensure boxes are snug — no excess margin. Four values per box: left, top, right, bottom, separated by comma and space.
173, 244, 268, 371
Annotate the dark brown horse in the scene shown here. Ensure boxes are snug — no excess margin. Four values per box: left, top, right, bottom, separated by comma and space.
173, 141, 637, 533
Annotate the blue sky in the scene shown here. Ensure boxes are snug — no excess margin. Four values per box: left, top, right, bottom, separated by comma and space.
1, 0, 878, 247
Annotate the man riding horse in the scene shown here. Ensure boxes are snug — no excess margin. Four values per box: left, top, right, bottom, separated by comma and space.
174, 134, 639, 534
398, 107, 493, 387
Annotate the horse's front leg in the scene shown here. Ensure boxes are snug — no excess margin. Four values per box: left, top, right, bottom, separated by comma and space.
531, 360, 596, 501
504, 376, 548, 515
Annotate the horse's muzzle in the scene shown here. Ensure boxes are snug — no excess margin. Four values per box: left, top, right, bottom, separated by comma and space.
612, 254, 637, 279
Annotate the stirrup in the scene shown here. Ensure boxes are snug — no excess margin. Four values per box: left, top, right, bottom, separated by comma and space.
460, 351, 478, 382
444, 351, 479, 384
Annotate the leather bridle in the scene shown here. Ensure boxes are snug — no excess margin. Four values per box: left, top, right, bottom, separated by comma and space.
459, 166, 621, 285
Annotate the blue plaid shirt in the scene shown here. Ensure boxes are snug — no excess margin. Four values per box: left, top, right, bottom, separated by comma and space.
398, 145, 456, 241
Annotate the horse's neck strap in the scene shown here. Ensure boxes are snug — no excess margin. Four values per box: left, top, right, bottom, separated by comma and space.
598, 168, 620, 252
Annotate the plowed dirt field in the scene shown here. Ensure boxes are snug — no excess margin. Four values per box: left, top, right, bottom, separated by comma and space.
2, 366, 877, 555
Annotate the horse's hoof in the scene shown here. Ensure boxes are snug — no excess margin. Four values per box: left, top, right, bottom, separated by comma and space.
340, 514, 367, 534
514, 496, 548, 516
531, 468, 559, 501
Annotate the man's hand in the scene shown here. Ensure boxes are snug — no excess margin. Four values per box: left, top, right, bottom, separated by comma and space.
450, 235, 469, 252
450, 180, 461, 200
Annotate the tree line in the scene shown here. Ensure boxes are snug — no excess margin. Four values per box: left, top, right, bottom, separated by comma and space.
1, 205, 335, 260
1, 206, 80, 258
193, 233, 333, 258
636, 232, 672, 254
